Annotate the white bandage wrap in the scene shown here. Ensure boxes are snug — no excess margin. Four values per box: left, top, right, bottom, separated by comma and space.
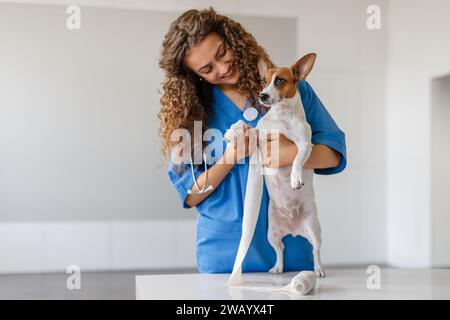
228, 149, 264, 285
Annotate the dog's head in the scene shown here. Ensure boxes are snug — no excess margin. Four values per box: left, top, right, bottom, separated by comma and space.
257, 53, 316, 107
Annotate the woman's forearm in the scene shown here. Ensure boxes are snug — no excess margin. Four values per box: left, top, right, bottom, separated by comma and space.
281, 143, 341, 169
304, 144, 341, 169
185, 150, 235, 208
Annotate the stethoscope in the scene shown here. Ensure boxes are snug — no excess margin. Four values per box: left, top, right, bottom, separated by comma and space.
187, 151, 215, 195
187, 98, 259, 195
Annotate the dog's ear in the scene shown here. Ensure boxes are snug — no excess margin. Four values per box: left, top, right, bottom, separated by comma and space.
291, 53, 316, 83
257, 58, 269, 81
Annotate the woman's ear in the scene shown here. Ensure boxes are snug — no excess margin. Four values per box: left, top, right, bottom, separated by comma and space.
257, 58, 268, 80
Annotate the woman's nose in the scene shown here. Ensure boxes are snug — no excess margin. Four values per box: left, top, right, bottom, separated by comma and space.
217, 63, 229, 78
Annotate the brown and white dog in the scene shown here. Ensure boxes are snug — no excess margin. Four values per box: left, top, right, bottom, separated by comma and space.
225, 53, 324, 278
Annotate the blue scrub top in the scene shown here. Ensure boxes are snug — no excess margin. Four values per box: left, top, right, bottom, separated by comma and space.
167, 80, 347, 274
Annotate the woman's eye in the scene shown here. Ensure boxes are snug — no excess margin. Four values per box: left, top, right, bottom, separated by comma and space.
204, 67, 212, 74
219, 49, 227, 57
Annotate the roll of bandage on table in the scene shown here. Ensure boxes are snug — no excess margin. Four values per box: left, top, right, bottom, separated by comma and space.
230, 271, 317, 296
280, 271, 316, 295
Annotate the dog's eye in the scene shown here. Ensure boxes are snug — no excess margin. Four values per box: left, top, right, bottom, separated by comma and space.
261, 79, 266, 86
275, 77, 285, 86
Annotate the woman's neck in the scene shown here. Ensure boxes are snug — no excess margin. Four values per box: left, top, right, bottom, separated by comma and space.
216, 83, 237, 92
217, 85, 249, 111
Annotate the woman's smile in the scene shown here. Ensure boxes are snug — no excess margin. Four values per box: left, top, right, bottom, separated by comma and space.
220, 65, 236, 80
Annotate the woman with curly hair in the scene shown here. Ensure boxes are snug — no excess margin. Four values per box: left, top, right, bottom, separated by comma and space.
158, 7, 347, 273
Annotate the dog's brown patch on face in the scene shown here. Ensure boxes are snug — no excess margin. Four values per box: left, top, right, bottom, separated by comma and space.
264, 68, 297, 100
263, 69, 276, 86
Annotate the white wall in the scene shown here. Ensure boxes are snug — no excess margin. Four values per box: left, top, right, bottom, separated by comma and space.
0, 0, 389, 272
298, 0, 388, 265
386, 0, 450, 268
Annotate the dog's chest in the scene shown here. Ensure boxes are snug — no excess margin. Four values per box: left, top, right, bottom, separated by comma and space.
256, 106, 294, 132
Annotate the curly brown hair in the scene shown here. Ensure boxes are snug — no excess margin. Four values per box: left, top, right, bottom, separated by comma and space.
157, 7, 275, 166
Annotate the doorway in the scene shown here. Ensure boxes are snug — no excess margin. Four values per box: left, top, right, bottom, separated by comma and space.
431, 74, 450, 267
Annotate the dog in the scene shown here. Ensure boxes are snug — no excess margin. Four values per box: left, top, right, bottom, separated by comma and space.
224, 53, 324, 278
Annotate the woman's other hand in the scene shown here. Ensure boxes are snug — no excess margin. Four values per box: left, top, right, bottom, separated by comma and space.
258, 132, 297, 168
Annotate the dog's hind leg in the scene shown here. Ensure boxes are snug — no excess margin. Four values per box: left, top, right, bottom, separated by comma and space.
311, 237, 325, 278
303, 202, 325, 278
268, 231, 284, 274
267, 202, 285, 274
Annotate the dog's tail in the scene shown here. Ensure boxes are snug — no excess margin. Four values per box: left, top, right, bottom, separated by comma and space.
228, 149, 264, 285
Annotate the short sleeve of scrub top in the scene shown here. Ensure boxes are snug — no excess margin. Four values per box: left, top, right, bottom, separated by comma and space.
166, 80, 347, 273
299, 80, 347, 175
167, 160, 205, 209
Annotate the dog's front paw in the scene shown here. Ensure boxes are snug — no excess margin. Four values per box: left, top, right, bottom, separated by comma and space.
269, 264, 283, 274
224, 120, 246, 146
290, 170, 304, 190
314, 266, 326, 278
223, 129, 237, 146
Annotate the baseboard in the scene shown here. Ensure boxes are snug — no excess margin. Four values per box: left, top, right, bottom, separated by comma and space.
0, 220, 197, 274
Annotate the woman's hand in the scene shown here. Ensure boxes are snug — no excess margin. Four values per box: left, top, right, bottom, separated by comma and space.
259, 132, 342, 169
258, 132, 297, 168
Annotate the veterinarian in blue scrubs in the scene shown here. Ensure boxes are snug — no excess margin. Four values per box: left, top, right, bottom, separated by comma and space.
167, 80, 347, 273
160, 8, 347, 274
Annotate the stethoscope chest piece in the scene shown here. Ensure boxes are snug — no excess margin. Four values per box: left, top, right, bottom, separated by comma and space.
243, 106, 258, 122
243, 99, 259, 122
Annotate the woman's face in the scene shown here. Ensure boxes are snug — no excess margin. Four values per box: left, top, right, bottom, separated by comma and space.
184, 32, 240, 86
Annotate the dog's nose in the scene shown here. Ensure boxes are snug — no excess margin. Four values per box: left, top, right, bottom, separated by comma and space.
259, 93, 269, 102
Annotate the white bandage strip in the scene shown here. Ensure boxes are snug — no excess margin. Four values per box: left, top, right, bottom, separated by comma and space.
228, 149, 264, 285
